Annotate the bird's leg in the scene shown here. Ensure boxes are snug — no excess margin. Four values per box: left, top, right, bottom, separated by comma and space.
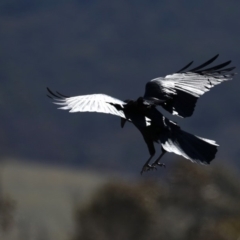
140, 155, 157, 175
152, 148, 166, 168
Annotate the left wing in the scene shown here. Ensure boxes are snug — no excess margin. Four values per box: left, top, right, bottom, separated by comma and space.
47, 88, 127, 119
144, 55, 236, 118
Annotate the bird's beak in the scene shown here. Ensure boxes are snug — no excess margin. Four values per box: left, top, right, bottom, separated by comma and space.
121, 118, 127, 128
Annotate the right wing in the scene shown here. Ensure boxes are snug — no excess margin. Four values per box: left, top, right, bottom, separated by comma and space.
144, 55, 236, 118
47, 88, 127, 119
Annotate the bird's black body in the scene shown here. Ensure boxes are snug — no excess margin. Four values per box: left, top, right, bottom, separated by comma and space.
114, 98, 218, 173
47, 55, 235, 174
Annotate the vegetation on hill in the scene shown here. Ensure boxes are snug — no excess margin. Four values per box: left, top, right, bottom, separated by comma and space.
72, 161, 240, 240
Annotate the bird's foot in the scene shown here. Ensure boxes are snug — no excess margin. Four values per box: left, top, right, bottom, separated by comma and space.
140, 164, 157, 175
152, 162, 166, 168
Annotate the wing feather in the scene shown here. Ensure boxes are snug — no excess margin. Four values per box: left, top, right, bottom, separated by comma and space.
144, 55, 236, 117
47, 88, 126, 118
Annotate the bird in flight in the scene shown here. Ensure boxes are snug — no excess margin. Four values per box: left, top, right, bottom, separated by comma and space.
47, 54, 235, 174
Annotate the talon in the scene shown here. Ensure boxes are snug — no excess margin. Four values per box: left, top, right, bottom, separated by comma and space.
141, 164, 157, 174
151, 162, 166, 169
157, 162, 166, 168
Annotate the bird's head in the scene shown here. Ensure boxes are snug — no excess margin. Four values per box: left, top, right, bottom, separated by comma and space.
137, 97, 144, 104
123, 99, 133, 104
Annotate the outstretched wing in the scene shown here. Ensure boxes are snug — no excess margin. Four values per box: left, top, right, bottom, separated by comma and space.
144, 55, 236, 118
47, 88, 126, 118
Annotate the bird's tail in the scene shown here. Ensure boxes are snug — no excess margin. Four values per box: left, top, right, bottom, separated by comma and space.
160, 125, 218, 164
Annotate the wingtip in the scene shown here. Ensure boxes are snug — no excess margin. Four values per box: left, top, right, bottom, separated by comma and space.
46, 94, 53, 99
46, 87, 51, 93
56, 91, 69, 98
189, 54, 221, 72
176, 60, 194, 73
46, 87, 70, 99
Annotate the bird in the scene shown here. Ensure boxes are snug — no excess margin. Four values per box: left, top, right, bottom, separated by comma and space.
47, 54, 236, 174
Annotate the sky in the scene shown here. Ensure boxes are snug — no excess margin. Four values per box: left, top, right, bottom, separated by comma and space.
0, 0, 240, 173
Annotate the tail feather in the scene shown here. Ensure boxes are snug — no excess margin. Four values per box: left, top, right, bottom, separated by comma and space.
160, 128, 218, 164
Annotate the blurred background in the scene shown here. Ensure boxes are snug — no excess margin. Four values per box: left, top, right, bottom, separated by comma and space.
0, 0, 240, 239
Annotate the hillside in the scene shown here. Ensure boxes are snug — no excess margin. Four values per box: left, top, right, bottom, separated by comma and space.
1, 159, 240, 240
1, 160, 114, 240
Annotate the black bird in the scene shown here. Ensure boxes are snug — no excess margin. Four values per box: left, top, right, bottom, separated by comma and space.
47, 55, 235, 174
